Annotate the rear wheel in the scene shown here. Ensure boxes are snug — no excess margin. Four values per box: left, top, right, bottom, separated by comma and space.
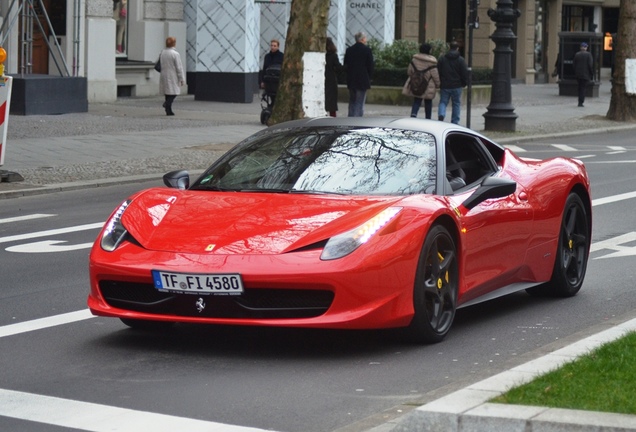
527, 193, 590, 297
406, 225, 458, 344
120, 318, 174, 331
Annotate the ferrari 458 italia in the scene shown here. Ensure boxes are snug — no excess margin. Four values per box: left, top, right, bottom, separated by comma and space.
88, 117, 592, 343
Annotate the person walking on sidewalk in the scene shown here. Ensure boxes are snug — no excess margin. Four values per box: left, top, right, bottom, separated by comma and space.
159, 36, 185, 116
437, 42, 469, 124
402, 43, 440, 119
325, 37, 342, 117
573, 42, 593, 107
344, 31, 374, 117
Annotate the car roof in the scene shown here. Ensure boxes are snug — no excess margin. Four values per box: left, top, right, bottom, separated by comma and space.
266, 116, 478, 137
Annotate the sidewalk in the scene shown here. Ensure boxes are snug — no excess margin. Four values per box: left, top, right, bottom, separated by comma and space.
1, 77, 634, 198
1, 77, 636, 431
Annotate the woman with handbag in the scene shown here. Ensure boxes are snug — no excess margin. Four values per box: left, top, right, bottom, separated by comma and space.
159, 37, 185, 116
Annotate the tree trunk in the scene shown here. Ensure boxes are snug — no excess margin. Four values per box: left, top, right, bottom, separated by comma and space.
268, 0, 330, 126
607, 0, 636, 121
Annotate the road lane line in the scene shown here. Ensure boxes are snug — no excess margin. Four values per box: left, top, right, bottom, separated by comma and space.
0, 222, 103, 244
0, 388, 272, 432
0, 309, 95, 338
592, 191, 636, 207
552, 144, 577, 151
0, 214, 56, 224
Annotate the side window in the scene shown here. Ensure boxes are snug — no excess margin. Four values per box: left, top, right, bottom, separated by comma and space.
445, 134, 497, 192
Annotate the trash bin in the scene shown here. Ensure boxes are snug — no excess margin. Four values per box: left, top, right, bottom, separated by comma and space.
556, 32, 602, 97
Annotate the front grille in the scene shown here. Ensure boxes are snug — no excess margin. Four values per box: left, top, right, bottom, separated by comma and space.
99, 281, 334, 319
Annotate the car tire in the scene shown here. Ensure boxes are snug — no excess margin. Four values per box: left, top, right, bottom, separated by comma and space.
120, 318, 174, 331
527, 192, 590, 297
406, 225, 458, 344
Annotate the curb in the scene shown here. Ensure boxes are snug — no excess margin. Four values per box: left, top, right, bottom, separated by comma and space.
387, 317, 636, 432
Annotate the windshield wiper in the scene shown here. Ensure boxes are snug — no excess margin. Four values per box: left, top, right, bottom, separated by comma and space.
238, 188, 291, 193
289, 189, 345, 195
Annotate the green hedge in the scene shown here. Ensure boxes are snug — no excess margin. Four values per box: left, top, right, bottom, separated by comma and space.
337, 67, 492, 87
337, 38, 493, 87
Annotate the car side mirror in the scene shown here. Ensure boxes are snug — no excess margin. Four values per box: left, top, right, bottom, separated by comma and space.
462, 176, 516, 210
163, 170, 190, 190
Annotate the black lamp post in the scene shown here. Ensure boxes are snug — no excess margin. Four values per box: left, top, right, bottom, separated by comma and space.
483, 0, 521, 132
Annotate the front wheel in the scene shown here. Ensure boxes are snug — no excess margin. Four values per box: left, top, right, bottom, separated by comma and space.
527, 193, 590, 297
406, 225, 458, 344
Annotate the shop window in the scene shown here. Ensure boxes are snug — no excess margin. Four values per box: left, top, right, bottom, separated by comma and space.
113, 0, 128, 56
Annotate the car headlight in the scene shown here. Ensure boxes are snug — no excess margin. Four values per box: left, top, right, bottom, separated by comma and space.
101, 200, 131, 251
321, 207, 402, 260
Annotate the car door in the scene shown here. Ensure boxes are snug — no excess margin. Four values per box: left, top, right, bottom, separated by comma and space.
443, 132, 534, 301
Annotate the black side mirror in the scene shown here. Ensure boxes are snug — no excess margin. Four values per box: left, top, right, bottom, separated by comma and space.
462, 176, 517, 210
163, 170, 190, 190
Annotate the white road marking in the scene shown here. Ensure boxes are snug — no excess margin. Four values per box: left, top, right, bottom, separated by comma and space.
0, 222, 103, 244
608, 146, 626, 151
504, 145, 526, 152
0, 214, 56, 224
590, 232, 636, 259
0, 309, 95, 338
0, 388, 272, 432
552, 144, 577, 151
6, 240, 94, 253
592, 191, 636, 207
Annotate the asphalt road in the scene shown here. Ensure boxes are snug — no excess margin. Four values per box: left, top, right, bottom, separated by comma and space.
1, 130, 636, 432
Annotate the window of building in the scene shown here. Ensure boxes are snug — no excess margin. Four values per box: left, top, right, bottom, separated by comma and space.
113, 0, 128, 56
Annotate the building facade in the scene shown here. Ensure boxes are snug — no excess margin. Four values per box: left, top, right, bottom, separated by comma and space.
0, 0, 621, 105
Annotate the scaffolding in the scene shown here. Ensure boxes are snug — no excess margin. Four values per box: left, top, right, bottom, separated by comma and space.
0, 0, 70, 76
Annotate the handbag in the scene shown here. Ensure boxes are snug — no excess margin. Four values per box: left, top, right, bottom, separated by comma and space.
120, 7, 127, 18
154, 58, 161, 73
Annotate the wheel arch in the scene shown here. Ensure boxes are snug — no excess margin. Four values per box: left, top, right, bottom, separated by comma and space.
570, 182, 592, 235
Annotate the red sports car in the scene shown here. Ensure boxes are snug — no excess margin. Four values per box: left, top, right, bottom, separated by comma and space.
88, 117, 592, 343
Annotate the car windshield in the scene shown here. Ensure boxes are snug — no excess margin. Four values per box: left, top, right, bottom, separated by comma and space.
192, 127, 437, 195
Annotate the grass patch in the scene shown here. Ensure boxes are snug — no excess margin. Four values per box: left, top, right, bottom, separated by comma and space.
491, 331, 636, 415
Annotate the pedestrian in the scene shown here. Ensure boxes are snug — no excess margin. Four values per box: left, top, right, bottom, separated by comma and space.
344, 31, 374, 117
260, 39, 284, 90
437, 42, 469, 124
325, 37, 342, 117
573, 42, 593, 107
402, 42, 440, 119
159, 36, 185, 116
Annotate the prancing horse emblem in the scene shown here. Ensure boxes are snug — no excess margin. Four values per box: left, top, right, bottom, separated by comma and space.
196, 298, 206, 313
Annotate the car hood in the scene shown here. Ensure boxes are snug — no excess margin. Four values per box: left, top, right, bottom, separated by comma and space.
121, 188, 403, 254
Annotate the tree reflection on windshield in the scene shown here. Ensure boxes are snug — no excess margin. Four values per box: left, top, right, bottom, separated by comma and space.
194, 127, 437, 196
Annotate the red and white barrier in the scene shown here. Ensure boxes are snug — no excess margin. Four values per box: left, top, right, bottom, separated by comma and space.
0, 75, 12, 167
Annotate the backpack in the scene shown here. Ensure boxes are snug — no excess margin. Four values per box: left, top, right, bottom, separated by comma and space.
409, 61, 436, 96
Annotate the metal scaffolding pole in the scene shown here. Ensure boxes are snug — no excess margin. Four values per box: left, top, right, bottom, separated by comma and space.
0, 0, 70, 77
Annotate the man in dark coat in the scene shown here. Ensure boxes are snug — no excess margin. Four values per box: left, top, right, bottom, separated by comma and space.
260, 39, 284, 104
437, 42, 469, 124
344, 32, 374, 117
573, 42, 593, 107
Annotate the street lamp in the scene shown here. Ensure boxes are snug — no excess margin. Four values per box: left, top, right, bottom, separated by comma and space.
483, 0, 521, 132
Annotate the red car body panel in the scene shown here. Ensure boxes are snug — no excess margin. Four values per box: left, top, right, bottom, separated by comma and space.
88, 121, 591, 333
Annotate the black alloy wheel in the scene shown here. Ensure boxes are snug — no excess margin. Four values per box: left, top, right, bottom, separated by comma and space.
527, 192, 590, 297
406, 225, 458, 344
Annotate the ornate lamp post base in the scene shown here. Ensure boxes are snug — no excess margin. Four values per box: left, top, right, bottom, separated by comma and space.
483, 0, 521, 132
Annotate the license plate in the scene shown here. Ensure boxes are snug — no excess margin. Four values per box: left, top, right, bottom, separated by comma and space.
152, 270, 244, 295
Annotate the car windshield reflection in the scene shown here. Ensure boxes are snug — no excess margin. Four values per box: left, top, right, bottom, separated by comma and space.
192, 127, 437, 196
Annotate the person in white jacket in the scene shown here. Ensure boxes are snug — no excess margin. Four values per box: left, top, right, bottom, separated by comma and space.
159, 37, 185, 116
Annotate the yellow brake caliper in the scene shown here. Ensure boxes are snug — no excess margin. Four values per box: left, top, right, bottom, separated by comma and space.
437, 252, 449, 290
